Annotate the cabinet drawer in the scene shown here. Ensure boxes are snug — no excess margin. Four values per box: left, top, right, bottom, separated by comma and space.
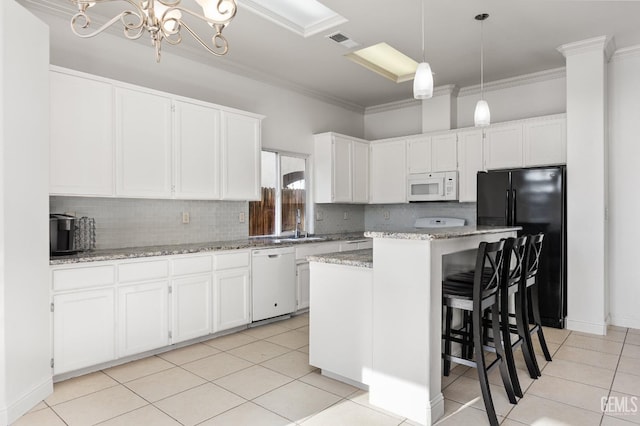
52, 264, 115, 291
172, 255, 213, 276
118, 260, 169, 283
214, 251, 250, 270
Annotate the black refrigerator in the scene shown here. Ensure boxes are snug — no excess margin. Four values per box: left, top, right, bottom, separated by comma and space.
477, 166, 567, 328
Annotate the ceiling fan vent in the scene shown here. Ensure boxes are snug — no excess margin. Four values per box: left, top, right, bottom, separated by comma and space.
327, 32, 360, 49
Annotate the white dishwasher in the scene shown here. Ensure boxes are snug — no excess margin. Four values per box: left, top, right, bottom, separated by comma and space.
251, 246, 296, 322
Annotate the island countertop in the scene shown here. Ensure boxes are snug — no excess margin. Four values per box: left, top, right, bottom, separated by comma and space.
307, 249, 373, 268
364, 225, 522, 241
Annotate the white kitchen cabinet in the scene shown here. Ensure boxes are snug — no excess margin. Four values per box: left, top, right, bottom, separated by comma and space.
53, 288, 116, 375
484, 124, 524, 170
352, 141, 369, 203
523, 116, 567, 166
313, 133, 369, 204
296, 262, 310, 311
117, 280, 170, 357
115, 87, 173, 198
370, 140, 407, 204
221, 111, 262, 201
457, 129, 484, 203
50, 71, 114, 196
171, 274, 212, 344
406, 133, 457, 174
173, 100, 221, 199
213, 268, 251, 331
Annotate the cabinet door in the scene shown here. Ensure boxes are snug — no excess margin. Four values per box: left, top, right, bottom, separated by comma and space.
407, 137, 431, 174
523, 118, 566, 166
221, 111, 261, 200
115, 87, 172, 197
53, 289, 115, 374
50, 72, 114, 196
484, 124, 523, 170
431, 133, 458, 172
332, 136, 353, 203
457, 130, 484, 203
296, 262, 310, 310
171, 274, 212, 344
213, 268, 250, 332
370, 140, 407, 204
174, 100, 221, 199
118, 280, 169, 357
352, 141, 369, 203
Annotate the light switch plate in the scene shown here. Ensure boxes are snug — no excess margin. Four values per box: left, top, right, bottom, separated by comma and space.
239, 212, 246, 223
182, 212, 190, 224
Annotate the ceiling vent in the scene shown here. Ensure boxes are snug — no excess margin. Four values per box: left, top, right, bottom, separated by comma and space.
327, 32, 360, 49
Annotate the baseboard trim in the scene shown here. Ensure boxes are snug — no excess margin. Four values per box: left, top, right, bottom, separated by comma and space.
609, 315, 640, 331
1, 376, 53, 425
566, 318, 607, 335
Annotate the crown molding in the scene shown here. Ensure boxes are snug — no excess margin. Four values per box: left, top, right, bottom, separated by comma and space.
458, 67, 566, 97
557, 35, 616, 61
365, 84, 459, 114
18, 0, 366, 114
610, 44, 640, 62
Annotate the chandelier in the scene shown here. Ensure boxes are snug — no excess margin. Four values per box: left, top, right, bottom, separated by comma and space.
69, 0, 238, 62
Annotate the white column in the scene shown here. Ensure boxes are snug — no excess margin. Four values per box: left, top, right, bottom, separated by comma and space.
557, 36, 615, 335
421, 85, 459, 133
0, 1, 52, 423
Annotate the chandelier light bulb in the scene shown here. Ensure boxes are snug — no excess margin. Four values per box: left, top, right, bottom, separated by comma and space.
414, 62, 434, 99
196, 0, 235, 23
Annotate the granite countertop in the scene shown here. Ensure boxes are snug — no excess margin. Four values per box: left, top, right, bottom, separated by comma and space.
50, 232, 369, 265
364, 225, 522, 241
307, 249, 373, 269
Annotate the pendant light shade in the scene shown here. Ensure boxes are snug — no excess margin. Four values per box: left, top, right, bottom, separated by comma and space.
413, 0, 433, 100
414, 62, 434, 99
474, 13, 490, 127
474, 99, 491, 127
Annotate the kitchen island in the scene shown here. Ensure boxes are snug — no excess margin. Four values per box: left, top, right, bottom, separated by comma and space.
308, 226, 519, 426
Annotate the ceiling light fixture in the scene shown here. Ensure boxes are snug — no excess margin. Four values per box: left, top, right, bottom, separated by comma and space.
474, 13, 490, 127
69, 0, 238, 62
413, 0, 433, 100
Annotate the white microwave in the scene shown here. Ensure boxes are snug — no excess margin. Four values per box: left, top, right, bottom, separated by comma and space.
407, 171, 458, 202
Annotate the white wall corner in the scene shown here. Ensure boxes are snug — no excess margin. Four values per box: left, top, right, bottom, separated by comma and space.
421, 84, 459, 133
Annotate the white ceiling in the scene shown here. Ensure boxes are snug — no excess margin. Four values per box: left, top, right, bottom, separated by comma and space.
21, 0, 640, 109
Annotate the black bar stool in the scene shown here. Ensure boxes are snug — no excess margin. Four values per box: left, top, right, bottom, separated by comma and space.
517, 233, 553, 377
442, 240, 517, 426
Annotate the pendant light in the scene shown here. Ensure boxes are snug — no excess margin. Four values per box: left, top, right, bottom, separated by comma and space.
474, 13, 490, 127
413, 0, 433, 99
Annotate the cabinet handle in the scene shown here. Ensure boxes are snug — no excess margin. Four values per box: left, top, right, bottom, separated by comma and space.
268, 254, 281, 259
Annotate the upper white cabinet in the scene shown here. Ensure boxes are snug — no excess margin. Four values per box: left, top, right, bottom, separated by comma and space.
407, 133, 457, 174
49, 67, 262, 201
50, 71, 114, 196
173, 100, 221, 199
115, 87, 173, 198
457, 130, 484, 203
221, 111, 262, 201
484, 123, 524, 170
523, 117, 567, 166
370, 140, 407, 204
313, 133, 369, 204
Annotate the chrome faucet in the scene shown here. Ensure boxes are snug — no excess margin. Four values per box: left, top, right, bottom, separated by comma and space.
294, 209, 301, 238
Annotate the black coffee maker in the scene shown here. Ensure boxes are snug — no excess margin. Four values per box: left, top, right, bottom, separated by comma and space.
50, 214, 77, 255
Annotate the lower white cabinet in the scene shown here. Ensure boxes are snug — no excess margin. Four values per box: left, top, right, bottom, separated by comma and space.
117, 280, 170, 357
171, 274, 213, 344
53, 289, 116, 375
213, 268, 251, 332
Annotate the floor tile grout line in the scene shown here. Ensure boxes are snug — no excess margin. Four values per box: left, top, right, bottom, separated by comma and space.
45, 381, 121, 408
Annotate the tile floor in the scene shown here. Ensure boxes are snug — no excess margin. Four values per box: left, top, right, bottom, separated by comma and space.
12, 315, 640, 426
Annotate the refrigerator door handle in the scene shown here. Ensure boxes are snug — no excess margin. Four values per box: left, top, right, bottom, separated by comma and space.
505, 189, 510, 224
512, 189, 517, 225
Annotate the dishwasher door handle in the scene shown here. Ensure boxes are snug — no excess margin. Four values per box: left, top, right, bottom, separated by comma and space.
268, 254, 281, 259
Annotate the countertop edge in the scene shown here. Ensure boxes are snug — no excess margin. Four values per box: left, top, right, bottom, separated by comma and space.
364, 226, 521, 241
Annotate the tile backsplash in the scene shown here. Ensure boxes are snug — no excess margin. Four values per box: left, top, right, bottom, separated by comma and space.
313, 204, 365, 235
365, 202, 477, 231
50, 197, 249, 249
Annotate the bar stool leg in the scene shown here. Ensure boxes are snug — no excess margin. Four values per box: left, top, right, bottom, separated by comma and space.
491, 302, 518, 404
530, 283, 553, 362
443, 305, 453, 376
515, 288, 540, 378
500, 290, 523, 397
473, 306, 500, 426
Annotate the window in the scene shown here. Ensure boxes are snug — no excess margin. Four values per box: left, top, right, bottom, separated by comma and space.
249, 151, 309, 237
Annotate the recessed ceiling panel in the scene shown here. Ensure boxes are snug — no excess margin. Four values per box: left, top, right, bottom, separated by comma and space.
239, 0, 347, 37
345, 43, 418, 83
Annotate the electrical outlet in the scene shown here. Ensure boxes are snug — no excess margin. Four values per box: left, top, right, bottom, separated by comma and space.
316, 211, 324, 221
383, 211, 390, 220
239, 212, 245, 223
343, 211, 349, 220
182, 212, 190, 224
